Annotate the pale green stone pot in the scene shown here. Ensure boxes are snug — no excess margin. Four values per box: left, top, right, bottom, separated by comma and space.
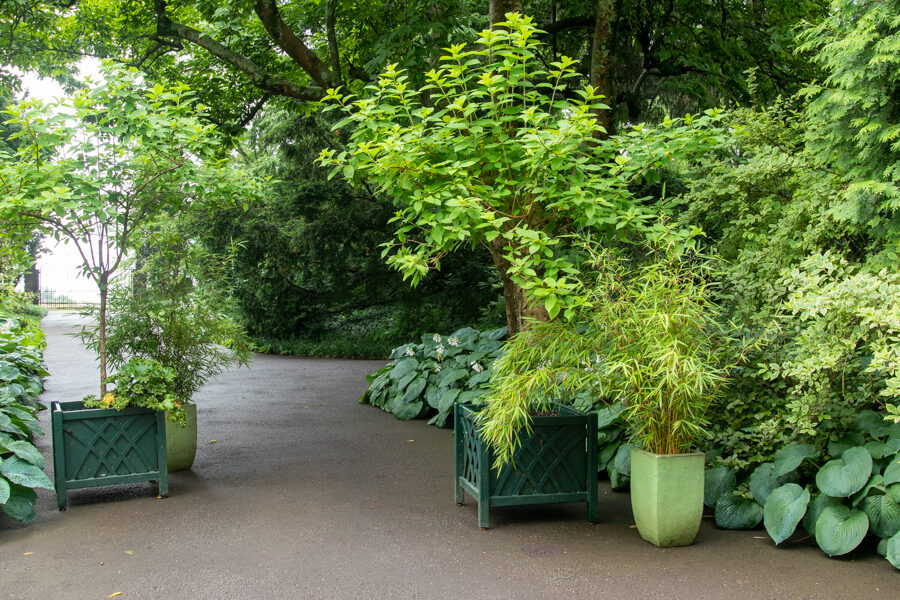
165, 402, 197, 472
630, 448, 705, 547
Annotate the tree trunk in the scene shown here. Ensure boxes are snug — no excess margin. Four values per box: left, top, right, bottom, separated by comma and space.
590, 0, 616, 136
490, 240, 549, 337
489, 0, 522, 26
98, 273, 108, 397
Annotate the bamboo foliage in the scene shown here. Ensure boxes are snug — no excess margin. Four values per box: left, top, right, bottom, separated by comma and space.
478, 239, 740, 466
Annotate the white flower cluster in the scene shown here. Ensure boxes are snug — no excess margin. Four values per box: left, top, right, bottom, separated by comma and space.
404, 347, 415, 357
447, 336, 460, 347
436, 344, 445, 360
432, 333, 442, 343
470, 361, 483, 373
433, 364, 441, 373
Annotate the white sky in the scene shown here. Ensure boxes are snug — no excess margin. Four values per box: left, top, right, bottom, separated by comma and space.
21, 62, 104, 301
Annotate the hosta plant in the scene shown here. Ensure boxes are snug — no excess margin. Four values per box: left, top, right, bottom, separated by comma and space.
0, 308, 52, 524
361, 327, 507, 427
705, 410, 900, 569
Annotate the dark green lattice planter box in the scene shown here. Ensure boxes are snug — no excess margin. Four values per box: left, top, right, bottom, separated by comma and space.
454, 402, 598, 528
51, 401, 168, 510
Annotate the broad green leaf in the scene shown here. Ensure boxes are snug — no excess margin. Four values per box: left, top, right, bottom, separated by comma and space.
804, 493, 844, 537
863, 493, 900, 538
885, 531, 900, 569
0, 439, 44, 469
402, 375, 427, 403
608, 443, 632, 491
0, 477, 9, 503
438, 368, 469, 387
883, 455, 900, 485
816, 447, 873, 497
0, 365, 20, 381
815, 505, 869, 556
773, 444, 818, 477
388, 358, 418, 380
749, 462, 799, 504
852, 474, 885, 508
715, 491, 763, 530
0, 456, 53, 490
764, 484, 810, 544
394, 371, 417, 393
598, 440, 620, 472
392, 400, 424, 421
437, 388, 460, 414
704, 465, 737, 508
0, 484, 36, 523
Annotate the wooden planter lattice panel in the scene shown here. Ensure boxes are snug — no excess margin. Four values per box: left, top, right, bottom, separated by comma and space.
52, 401, 168, 510
454, 403, 598, 528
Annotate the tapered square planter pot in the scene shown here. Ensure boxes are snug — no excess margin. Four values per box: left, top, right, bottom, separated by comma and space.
454, 402, 598, 529
51, 400, 168, 510
630, 448, 704, 547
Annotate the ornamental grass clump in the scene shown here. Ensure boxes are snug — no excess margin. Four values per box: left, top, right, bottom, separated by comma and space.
479, 239, 744, 467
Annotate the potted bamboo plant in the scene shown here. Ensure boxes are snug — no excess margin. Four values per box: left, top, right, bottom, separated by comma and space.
479, 240, 740, 546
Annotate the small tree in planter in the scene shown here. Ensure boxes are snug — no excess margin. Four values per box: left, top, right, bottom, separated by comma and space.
80, 215, 251, 470
0, 65, 260, 503
479, 238, 752, 544
0, 63, 258, 397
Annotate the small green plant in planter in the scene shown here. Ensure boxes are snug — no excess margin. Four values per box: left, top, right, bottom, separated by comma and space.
480, 238, 750, 545
83, 358, 182, 422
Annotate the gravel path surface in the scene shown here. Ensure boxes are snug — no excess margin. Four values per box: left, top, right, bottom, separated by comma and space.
2, 312, 896, 599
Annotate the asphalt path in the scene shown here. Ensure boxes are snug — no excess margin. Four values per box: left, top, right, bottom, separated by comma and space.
2, 312, 897, 599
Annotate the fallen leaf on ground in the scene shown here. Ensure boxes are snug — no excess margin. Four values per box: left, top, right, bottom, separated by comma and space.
407, 440, 414, 443
108, 593, 122, 598
23, 552, 33, 556
124, 550, 133, 555
209, 440, 217, 443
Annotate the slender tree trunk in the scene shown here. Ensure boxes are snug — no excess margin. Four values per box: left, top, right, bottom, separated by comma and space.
591, 0, 616, 136
490, 239, 549, 337
489, 0, 522, 26
98, 273, 108, 396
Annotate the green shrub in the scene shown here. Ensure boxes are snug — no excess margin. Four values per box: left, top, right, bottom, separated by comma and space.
361, 327, 507, 427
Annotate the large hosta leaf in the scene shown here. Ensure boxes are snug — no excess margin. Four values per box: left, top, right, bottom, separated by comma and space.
0, 484, 36, 523
883, 455, 900, 486
402, 375, 427, 403
391, 399, 424, 421
816, 447, 873, 497
0, 477, 9, 503
885, 531, 900, 569
0, 438, 44, 469
863, 492, 900, 538
608, 443, 632, 491
773, 444, 818, 477
388, 358, 419, 380
852, 474, 885, 507
764, 483, 811, 544
715, 491, 763, 529
705, 465, 737, 508
0, 456, 53, 489
804, 493, 844, 537
749, 462, 799, 504
814, 505, 869, 556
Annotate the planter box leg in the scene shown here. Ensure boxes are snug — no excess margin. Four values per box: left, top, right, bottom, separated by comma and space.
478, 497, 490, 529
587, 412, 599, 523
51, 407, 66, 510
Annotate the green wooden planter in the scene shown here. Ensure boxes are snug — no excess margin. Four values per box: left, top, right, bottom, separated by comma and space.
51, 400, 168, 510
454, 402, 598, 529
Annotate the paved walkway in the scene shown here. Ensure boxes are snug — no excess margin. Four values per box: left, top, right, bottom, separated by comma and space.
2, 312, 897, 599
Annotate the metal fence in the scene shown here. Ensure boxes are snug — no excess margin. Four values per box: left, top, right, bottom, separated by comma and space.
38, 290, 99, 311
